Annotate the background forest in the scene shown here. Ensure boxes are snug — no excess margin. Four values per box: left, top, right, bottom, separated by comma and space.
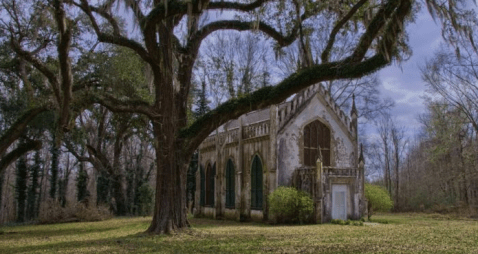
0, 0, 477, 226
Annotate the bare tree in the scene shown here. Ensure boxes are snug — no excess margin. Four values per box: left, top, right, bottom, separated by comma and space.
398, 100, 478, 211
391, 122, 407, 208
422, 41, 478, 134
377, 113, 393, 196
194, 31, 270, 107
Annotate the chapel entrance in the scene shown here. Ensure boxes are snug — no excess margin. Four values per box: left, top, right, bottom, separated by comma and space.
332, 184, 347, 220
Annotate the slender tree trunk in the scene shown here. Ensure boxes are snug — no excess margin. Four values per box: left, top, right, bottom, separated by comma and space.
16, 156, 28, 222
37, 160, 47, 219
459, 146, 469, 205
112, 173, 127, 215
394, 151, 400, 209
112, 138, 127, 215
26, 153, 39, 220
0, 170, 4, 216
50, 142, 60, 200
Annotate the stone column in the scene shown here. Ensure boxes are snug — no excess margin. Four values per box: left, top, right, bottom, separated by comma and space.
194, 150, 201, 216
316, 158, 323, 223
358, 145, 365, 218
265, 105, 278, 222
215, 130, 223, 219
238, 116, 246, 221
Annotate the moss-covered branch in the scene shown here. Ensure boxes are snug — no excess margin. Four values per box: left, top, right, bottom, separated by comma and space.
84, 93, 153, 118
142, 0, 191, 34
321, 0, 368, 63
0, 106, 50, 156
0, 140, 42, 176
349, 0, 401, 63
188, 20, 297, 50
182, 53, 390, 153
207, 0, 269, 12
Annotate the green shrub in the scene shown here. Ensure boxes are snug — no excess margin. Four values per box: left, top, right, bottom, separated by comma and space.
365, 184, 393, 220
269, 187, 314, 224
331, 219, 363, 226
353, 221, 364, 226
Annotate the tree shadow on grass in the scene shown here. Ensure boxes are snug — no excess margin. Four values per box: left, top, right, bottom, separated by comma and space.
0, 225, 125, 239
1, 218, 308, 253
1, 232, 266, 254
189, 218, 272, 228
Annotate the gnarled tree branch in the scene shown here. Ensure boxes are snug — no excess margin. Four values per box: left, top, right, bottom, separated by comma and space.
321, 0, 369, 63
0, 140, 42, 176
181, 53, 390, 153
54, 0, 74, 132
0, 106, 50, 156
85, 93, 153, 118
349, 0, 402, 63
207, 0, 269, 12
75, 0, 155, 66
9, 39, 61, 103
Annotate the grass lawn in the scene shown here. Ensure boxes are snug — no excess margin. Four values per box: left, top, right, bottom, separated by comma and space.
0, 213, 477, 253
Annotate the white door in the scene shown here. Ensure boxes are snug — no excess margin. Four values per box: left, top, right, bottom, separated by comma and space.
332, 185, 347, 220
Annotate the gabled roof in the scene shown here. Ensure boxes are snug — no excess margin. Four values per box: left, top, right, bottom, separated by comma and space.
213, 83, 356, 136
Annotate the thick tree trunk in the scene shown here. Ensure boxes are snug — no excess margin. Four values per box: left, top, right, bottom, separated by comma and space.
147, 122, 189, 234
145, 14, 191, 234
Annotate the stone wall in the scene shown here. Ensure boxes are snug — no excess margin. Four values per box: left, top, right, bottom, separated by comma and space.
196, 109, 277, 221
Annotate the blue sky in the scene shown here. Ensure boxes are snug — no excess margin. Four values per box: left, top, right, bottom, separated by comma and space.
378, 10, 443, 134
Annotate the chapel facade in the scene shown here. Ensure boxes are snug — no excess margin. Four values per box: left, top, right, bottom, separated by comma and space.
194, 84, 365, 223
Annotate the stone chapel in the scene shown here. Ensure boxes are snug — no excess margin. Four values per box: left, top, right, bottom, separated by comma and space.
194, 83, 366, 223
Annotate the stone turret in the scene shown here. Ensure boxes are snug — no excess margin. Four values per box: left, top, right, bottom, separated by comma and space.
358, 144, 366, 216
350, 94, 358, 139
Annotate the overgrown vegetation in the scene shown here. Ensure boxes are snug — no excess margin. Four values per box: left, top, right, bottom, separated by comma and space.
137, 183, 154, 216
365, 184, 393, 220
1, 214, 477, 253
38, 199, 112, 224
268, 186, 313, 224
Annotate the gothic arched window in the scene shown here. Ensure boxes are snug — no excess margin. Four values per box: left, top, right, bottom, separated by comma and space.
205, 163, 215, 206
225, 159, 235, 208
304, 120, 331, 166
200, 165, 205, 206
251, 155, 263, 210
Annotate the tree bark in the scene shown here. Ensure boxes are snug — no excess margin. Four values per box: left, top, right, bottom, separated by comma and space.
147, 122, 189, 234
